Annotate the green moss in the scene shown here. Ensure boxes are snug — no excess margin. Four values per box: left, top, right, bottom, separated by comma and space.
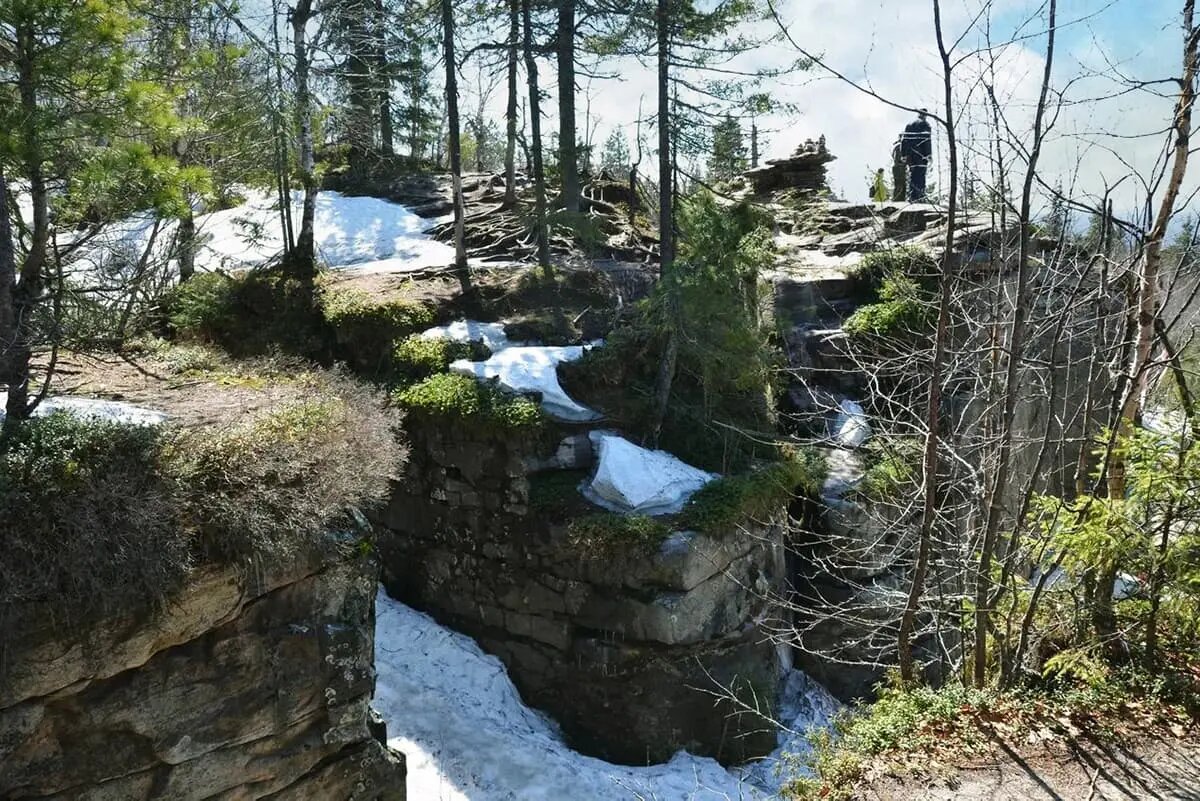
529, 469, 590, 516
848, 246, 936, 294
679, 448, 827, 535
320, 286, 434, 346
393, 373, 544, 432
567, 512, 672, 551
391, 335, 484, 384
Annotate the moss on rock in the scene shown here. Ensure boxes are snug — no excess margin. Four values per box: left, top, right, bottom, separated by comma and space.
393, 372, 544, 433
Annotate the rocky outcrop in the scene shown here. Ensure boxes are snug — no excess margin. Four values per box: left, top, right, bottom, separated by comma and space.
745, 138, 835, 195
373, 420, 787, 765
0, 536, 405, 801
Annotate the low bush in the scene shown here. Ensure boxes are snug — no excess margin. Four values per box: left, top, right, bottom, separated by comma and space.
393, 372, 543, 433
843, 273, 933, 340
166, 374, 399, 561
680, 448, 827, 535
0, 369, 399, 628
320, 285, 435, 374
0, 414, 187, 619
165, 269, 329, 357
848, 246, 936, 295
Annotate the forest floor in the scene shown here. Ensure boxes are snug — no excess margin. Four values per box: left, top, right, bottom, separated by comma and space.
861, 728, 1199, 800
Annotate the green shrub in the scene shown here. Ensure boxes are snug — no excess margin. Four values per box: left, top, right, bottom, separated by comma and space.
849, 246, 936, 295
0, 370, 399, 629
852, 437, 922, 502
391, 335, 485, 384
680, 448, 827, 535
393, 373, 543, 433
843, 273, 933, 339
165, 269, 328, 357
164, 378, 399, 561
0, 413, 187, 616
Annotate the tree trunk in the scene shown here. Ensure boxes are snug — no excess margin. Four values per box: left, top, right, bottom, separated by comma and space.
443, 0, 472, 294
646, 0, 676, 442
5, 22, 50, 423
0, 166, 17, 428
178, 205, 197, 282
291, 0, 318, 279
898, 0, 957, 684
503, 0, 520, 206
972, 0, 1057, 688
557, 0, 579, 213
522, 0, 551, 275
374, 0, 394, 154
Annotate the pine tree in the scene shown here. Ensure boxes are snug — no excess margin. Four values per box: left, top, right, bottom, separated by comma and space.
707, 114, 747, 181
600, 129, 631, 173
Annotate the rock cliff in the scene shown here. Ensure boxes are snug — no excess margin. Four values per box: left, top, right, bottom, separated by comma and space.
0, 536, 405, 801
374, 418, 788, 765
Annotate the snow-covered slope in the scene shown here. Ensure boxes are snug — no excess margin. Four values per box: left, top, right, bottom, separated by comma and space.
374, 589, 838, 801
74, 189, 455, 277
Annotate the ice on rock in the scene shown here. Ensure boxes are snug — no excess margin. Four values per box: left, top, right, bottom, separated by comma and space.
450, 345, 600, 422
419, 320, 514, 352
0, 393, 167, 426
832, 398, 871, 448
581, 431, 717, 515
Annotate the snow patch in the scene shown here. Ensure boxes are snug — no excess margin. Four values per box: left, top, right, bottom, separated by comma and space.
581, 431, 717, 515
373, 588, 786, 800
71, 189, 456, 278
0, 393, 167, 426
450, 345, 601, 422
419, 320, 514, 352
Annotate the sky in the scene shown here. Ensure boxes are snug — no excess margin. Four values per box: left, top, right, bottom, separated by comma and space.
553, 0, 1192, 222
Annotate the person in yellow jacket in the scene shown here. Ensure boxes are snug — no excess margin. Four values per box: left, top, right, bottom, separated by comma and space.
870, 168, 888, 202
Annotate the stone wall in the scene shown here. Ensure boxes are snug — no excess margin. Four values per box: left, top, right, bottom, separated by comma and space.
374, 420, 788, 765
0, 537, 405, 800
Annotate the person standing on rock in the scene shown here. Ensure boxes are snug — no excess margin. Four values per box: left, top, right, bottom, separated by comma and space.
900, 109, 932, 202
870, 168, 888, 202
891, 139, 907, 202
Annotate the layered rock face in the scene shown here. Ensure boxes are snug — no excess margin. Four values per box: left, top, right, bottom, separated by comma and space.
374, 421, 787, 765
0, 539, 405, 800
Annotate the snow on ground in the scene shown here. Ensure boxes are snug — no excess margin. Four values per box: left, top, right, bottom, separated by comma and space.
420, 320, 514, 352
375, 588, 836, 801
450, 345, 601, 422
582, 431, 717, 515
423, 319, 601, 422
0, 392, 167, 426
72, 189, 456, 278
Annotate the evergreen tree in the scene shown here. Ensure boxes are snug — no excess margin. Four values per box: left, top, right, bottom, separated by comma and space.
707, 114, 747, 181
600, 129, 631, 173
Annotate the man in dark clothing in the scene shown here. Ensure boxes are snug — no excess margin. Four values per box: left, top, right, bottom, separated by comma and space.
900, 109, 932, 202
891, 139, 907, 202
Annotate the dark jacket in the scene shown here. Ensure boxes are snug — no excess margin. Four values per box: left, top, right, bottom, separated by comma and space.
901, 117, 932, 163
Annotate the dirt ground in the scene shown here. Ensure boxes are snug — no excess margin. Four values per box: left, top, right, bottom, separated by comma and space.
47, 350, 315, 429
862, 733, 1200, 800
